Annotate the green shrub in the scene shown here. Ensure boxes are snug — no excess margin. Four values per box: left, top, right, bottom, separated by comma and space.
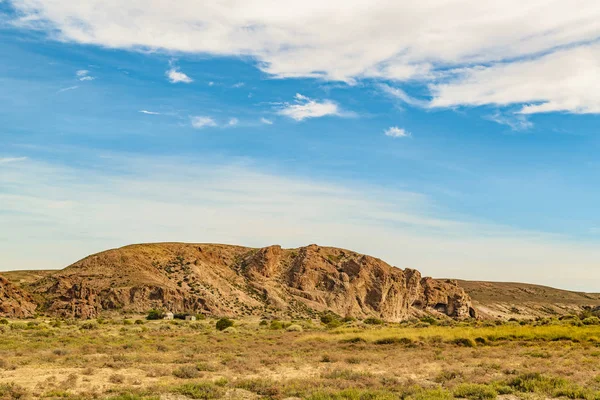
235, 378, 280, 397
374, 337, 413, 346
363, 317, 384, 325
341, 337, 367, 344
453, 383, 497, 399
215, 318, 234, 331
0, 383, 27, 398
173, 382, 224, 399
320, 314, 338, 325
269, 320, 284, 330
173, 365, 200, 379
452, 337, 476, 347
80, 321, 98, 330
134, 319, 144, 325
286, 324, 303, 332
146, 309, 163, 320
583, 317, 600, 325
0, 319, 8, 325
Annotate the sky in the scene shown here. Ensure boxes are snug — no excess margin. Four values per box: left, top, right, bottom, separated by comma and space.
0, 1, 599, 290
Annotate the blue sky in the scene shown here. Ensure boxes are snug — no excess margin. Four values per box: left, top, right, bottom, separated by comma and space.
1, 1, 599, 290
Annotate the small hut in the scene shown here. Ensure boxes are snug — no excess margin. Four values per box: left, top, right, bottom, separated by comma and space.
185, 315, 197, 321
164, 312, 174, 320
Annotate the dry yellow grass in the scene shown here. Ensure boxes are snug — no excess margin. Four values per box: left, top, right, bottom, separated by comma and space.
1, 317, 600, 399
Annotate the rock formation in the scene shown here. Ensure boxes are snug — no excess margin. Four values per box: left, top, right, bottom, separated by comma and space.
0, 274, 37, 318
24, 243, 476, 321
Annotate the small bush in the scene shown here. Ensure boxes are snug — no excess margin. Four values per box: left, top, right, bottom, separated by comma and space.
286, 324, 303, 332
453, 383, 497, 399
134, 319, 144, 325
53, 349, 69, 356
174, 382, 225, 399
146, 309, 163, 320
374, 337, 413, 346
109, 374, 125, 384
269, 320, 284, 330
80, 321, 98, 330
452, 337, 476, 347
235, 378, 280, 397
0, 319, 8, 325
583, 317, 600, 325
215, 318, 234, 331
363, 317, 384, 325
341, 337, 367, 344
0, 383, 27, 398
173, 365, 200, 379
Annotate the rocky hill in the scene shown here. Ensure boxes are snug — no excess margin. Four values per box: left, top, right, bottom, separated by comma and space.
456, 280, 600, 320
0, 243, 476, 321
0, 274, 38, 318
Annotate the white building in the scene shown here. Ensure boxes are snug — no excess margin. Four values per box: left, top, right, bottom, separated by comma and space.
185, 315, 196, 321
164, 312, 174, 320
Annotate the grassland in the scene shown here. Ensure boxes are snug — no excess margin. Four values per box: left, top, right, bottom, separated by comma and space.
2, 316, 600, 399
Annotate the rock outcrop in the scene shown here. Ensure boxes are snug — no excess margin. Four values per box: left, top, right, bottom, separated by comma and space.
0, 274, 37, 318
24, 243, 476, 321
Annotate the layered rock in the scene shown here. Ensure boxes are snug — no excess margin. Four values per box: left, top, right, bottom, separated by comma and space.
25, 243, 476, 321
0, 274, 37, 318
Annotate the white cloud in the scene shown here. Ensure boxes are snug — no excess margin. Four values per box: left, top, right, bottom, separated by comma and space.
429, 44, 600, 114
57, 85, 78, 93
0, 157, 27, 164
379, 84, 428, 108
278, 93, 343, 121
486, 112, 533, 131
227, 117, 239, 126
232, 82, 245, 88
190, 116, 217, 129
384, 126, 411, 138
166, 67, 193, 84
260, 117, 273, 125
139, 110, 161, 115
10, 1, 600, 114
76, 69, 94, 81
208, 81, 214, 86
2, 155, 600, 291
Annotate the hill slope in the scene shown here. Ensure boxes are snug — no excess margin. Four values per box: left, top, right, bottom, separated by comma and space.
456, 280, 600, 319
0, 274, 37, 318
23, 243, 475, 321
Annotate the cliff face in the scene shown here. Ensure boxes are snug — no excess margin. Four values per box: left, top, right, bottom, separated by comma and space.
0, 274, 37, 318
25, 243, 476, 321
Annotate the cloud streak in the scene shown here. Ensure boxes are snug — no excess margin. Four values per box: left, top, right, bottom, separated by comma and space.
278, 93, 344, 121
1, 155, 600, 291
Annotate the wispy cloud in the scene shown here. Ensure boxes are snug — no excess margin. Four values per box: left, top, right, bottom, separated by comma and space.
260, 117, 273, 125
231, 82, 245, 88
0, 157, 27, 164
190, 116, 217, 129
2, 155, 600, 290
379, 84, 428, 108
384, 126, 411, 138
76, 69, 95, 81
278, 93, 345, 121
57, 85, 79, 93
227, 117, 239, 127
486, 112, 533, 131
139, 110, 161, 115
166, 67, 193, 84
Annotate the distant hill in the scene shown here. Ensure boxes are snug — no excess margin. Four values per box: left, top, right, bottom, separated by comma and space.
0, 243, 473, 320
455, 280, 600, 319
2, 243, 598, 321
